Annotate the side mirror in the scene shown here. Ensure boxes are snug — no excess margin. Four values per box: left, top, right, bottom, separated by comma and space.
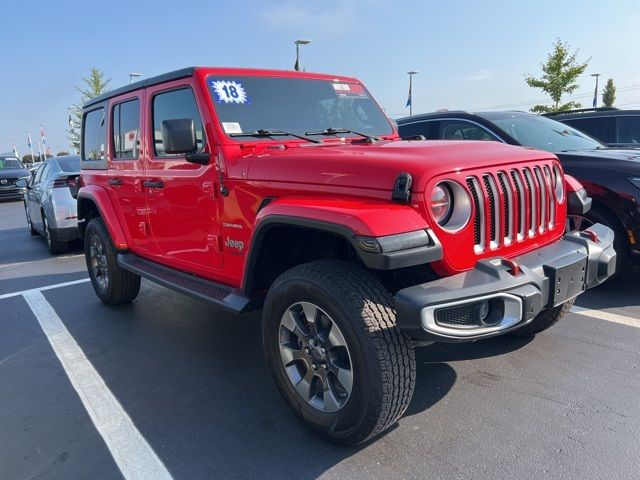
161, 118, 197, 154
15, 178, 28, 188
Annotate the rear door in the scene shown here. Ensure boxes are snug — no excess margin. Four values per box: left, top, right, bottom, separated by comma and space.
106, 93, 154, 254
143, 81, 222, 270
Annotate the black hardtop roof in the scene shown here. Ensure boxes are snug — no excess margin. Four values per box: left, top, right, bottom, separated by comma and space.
545, 107, 640, 118
83, 67, 195, 109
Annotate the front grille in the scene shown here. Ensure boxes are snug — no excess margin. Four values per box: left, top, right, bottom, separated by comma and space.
0, 177, 18, 186
434, 304, 479, 327
467, 164, 557, 253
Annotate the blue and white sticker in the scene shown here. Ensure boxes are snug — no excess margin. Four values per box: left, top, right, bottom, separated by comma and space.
211, 80, 248, 104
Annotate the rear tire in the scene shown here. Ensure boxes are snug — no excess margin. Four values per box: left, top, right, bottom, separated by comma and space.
43, 213, 67, 254
84, 217, 141, 305
508, 299, 574, 337
24, 202, 38, 236
262, 259, 416, 445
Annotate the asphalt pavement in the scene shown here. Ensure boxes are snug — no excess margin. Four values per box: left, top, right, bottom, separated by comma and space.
1, 198, 639, 480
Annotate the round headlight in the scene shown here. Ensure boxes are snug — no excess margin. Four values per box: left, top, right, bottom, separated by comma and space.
431, 184, 452, 224
429, 181, 472, 230
553, 165, 564, 203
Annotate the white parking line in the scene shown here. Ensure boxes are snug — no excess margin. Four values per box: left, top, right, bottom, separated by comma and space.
22, 290, 173, 480
571, 305, 640, 329
0, 278, 90, 300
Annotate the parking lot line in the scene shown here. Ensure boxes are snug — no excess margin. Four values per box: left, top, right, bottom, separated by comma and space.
0, 277, 90, 300
22, 290, 173, 480
571, 305, 640, 329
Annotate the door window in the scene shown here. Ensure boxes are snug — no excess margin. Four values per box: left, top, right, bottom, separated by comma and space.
152, 88, 205, 157
615, 116, 640, 145
439, 120, 495, 141
113, 99, 141, 159
564, 117, 608, 143
82, 108, 106, 161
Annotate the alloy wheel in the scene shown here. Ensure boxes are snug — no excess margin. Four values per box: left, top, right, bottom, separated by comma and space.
89, 235, 109, 290
278, 301, 353, 413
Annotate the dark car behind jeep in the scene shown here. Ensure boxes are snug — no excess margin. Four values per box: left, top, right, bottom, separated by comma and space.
545, 107, 640, 149
0, 156, 31, 200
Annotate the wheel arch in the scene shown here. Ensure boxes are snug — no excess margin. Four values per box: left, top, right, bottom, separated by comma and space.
77, 187, 128, 250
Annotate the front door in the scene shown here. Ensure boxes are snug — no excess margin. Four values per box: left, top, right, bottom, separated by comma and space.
143, 82, 222, 271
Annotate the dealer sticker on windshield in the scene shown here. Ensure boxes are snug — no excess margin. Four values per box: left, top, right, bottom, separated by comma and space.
332, 82, 367, 97
211, 80, 248, 104
222, 122, 243, 134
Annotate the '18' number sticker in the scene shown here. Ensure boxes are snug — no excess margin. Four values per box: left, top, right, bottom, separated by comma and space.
211, 80, 248, 104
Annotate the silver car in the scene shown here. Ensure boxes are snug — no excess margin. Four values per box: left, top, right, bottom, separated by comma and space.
17, 155, 81, 253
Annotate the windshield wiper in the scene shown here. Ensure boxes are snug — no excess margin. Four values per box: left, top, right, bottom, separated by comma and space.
305, 128, 380, 142
229, 129, 320, 144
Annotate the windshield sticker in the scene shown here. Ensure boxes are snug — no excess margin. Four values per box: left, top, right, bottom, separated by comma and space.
222, 122, 243, 134
211, 80, 248, 104
332, 82, 366, 97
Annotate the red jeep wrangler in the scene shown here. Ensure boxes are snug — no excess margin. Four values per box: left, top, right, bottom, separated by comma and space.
78, 67, 615, 445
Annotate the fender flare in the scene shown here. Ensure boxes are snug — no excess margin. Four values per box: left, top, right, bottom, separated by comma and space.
77, 186, 129, 250
242, 197, 442, 293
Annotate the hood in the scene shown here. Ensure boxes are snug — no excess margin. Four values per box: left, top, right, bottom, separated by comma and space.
0, 168, 29, 179
557, 148, 640, 175
246, 140, 555, 192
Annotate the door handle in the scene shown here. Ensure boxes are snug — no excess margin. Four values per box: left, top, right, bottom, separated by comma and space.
108, 178, 122, 186
143, 180, 164, 189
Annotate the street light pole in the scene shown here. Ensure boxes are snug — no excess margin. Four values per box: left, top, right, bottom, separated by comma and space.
129, 72, 142, 84
294, 39, 311, 71
407, 71, 419, 116
591, 73, 601, 108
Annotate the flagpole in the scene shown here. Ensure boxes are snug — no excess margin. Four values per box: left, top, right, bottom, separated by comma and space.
28, 132, 35, 161
591, 73, 601, 108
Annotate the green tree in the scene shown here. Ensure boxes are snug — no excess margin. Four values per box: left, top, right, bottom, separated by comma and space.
56, 150, 70, 156
22, 154, 36, 164
525, 39, 590, 113
602, 78, 616, 107
68, 68, 111, 152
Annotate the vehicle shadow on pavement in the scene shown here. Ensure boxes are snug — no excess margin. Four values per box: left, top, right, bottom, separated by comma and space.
574, 270, 640, 311
0, 227, 83, 265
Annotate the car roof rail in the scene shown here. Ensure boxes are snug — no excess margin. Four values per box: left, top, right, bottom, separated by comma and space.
543, 107, 619, 117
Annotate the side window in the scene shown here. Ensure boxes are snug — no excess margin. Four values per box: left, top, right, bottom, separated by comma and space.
398, 121, 430, 139
615, 116, 640, 144
152, 88, 204, 157
439, 120, 495, 141
113, 99, 141, 159
37, 164, 50, 185
564, 118, 607, 143
33, 164, 45, 184
82, 108, 106, 161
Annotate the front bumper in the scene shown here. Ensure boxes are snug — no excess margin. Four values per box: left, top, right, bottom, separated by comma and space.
395, 223, 616, 342
0, 187, 26, 200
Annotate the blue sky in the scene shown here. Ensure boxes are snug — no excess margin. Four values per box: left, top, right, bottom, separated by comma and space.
2, 0, 639, 155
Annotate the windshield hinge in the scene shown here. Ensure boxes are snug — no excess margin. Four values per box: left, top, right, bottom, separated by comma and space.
392, 172, 412, 203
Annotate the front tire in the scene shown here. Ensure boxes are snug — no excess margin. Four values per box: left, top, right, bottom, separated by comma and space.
262, 260, 416, 445
508, 299, 574, 337
84, 217, 141, 305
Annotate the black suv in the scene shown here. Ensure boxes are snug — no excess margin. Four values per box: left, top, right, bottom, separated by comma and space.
397, 110, 640, 272
545, 107, 640, 149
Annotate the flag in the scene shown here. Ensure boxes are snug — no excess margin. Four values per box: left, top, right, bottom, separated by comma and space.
27, 132, 32, 149
40, 125, 46, 147
592, 77, 599, 108
406, 84, 412, 108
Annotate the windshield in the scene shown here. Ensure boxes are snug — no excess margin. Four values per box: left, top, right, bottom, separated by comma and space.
208, 75, 394, 140
483, 112, 603, 152
0, 157, 24, 169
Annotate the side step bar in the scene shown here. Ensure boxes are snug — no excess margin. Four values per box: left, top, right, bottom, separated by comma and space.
117, 253, 256, 313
